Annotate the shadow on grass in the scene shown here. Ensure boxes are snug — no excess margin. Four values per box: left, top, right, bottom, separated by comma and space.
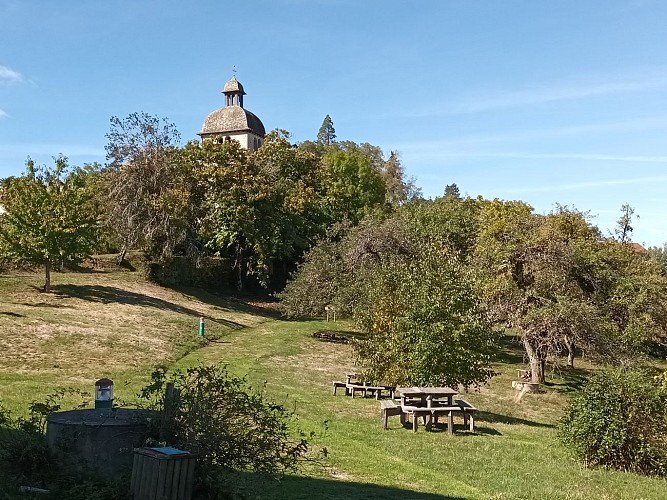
51, 284, 245, 329
22, 302, 74, 308
172, 285, 281, 321
0, 311, 24, 318
401, 421, 503, 437
545, 366, 591, 395
476, 411, 554, 429
223, 471, 468, 500
493, 334, 526, 365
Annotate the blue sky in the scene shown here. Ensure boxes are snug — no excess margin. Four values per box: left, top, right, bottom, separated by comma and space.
2, 0, 667, 246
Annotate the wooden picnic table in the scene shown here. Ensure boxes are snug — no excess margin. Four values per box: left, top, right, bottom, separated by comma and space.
398, 386, 457, 407
397, 386, 459, 433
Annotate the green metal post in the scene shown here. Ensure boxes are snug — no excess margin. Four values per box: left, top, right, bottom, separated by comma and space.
199, 317, 205, 337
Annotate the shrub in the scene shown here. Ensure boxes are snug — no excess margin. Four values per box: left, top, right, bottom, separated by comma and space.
138, 365, 309, 495
559, 368, 667, 476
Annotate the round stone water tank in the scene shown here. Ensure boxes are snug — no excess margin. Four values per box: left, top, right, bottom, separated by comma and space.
46, 408, 158, 475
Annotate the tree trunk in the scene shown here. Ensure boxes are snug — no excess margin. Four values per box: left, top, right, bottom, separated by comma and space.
564, 335, 575, 368
116, 246, 127, 265
235, 244, 244, 291
44, 262, 51, 293
523, 336, 545, 384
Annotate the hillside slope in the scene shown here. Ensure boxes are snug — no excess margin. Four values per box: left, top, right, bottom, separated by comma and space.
0, 270, 270, 410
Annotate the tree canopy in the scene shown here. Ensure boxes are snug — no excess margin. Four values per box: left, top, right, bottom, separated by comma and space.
0, 157, 101, 291
316, 114, 336, 145
103, 112, 188, 263
280, 194, 667, 386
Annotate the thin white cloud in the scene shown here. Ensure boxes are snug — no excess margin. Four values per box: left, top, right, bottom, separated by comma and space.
0, 109, 7, 119
453, 77, 667, 115
503, 175, 667, 195
393, 115, 667, 153
405, 68, 667, 117
448, 152, 667, 163
401, 147, 667, 164
0, 65, 23, 84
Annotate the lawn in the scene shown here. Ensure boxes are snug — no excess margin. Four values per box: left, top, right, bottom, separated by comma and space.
1, 268, 665, 499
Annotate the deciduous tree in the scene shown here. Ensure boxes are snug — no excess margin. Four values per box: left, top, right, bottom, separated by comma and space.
103, 112, 188, 263
0, 157, 100, 291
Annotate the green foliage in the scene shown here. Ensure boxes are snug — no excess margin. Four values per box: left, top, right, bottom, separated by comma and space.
614, 203, 635, 243
473, 201, 667, 382
353, 241, 499, 388
320, 150, 387, 225
281, 204, 498, 388
277, 236, 345, 318
316, 114, 336, 145
192, 133, 324, 289
559, 368, 667, 476
399, 196, 481, 260
0, 390, 72, 490
656, 371, 667, 391
0, 156, 101, 290
138, 365, 309, 494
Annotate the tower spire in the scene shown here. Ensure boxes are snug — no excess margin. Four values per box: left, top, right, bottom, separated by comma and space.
222, 73, 245, 108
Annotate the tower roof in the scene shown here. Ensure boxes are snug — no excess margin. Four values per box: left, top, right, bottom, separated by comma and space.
223, 75, 245, 95
199, 106, 265, 137
199, 75, 265, 140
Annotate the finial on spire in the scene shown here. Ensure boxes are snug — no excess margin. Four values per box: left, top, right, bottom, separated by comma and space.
232, 65, 237, 75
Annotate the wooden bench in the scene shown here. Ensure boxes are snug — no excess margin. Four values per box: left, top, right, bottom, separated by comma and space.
347, 383, 394, 399
455, 399, 477, 432
402, 400, 477, 434
347, 383, 367, 398
380, 400, 402, 429
401, 405, 459, 433
364, 385, 395, 400
332, 381, 348, 396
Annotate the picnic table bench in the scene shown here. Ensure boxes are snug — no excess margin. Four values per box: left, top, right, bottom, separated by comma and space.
400, 399, 477, 433
390, 387, 477, 434
348, 383, 394, 399
380, 400, 403, 429
333, 377, 395, 399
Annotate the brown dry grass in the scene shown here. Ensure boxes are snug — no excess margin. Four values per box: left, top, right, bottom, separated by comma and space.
0, 270, 269, 410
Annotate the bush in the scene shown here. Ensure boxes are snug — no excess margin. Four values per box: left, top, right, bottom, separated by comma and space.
559, 368, 667, 476
138, 365, 310, 496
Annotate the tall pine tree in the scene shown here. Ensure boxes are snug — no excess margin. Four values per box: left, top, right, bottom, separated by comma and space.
317, 114, 336, 145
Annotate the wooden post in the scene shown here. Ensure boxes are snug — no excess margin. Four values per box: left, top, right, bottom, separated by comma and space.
160, 383, 179, 443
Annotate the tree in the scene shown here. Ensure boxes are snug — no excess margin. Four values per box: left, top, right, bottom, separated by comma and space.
614, 203, 636, 243
280, 210, 499, 388
319, 149, 386, 225
316, 114, 336, 145
399, 195, 481, 261
103, 112, 187, 263
190, 132, 325, 290
351, 240, 498, 388
0, 157, 100, 291
474, 201, 667, 382
474, 202, 611, 382
444, 183, 461, 199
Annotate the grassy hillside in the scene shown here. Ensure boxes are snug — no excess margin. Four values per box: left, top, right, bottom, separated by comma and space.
1, 269, 666, 499
0, 269, 269, 412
